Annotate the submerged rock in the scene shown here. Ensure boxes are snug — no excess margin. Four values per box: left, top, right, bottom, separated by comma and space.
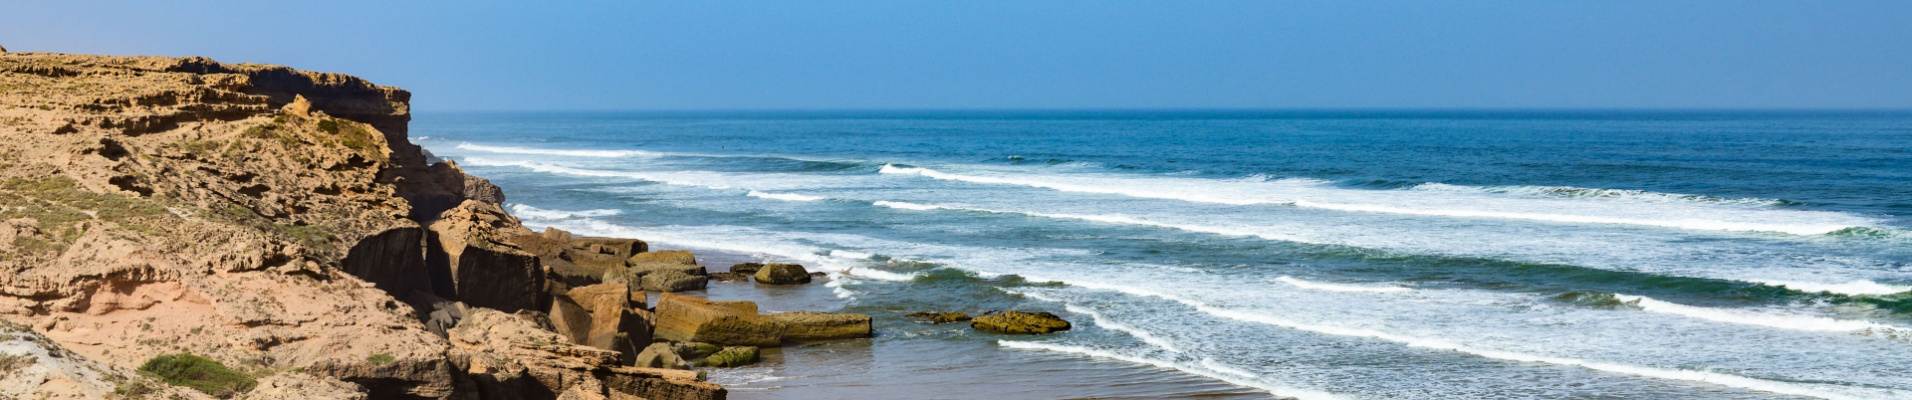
728, 263, 763, 275
907, 311, 972, 324
970, 311, 1072, 335
707, 272, 751, 282
753, 263, 812, 285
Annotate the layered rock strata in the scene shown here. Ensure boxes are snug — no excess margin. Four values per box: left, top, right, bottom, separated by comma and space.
0, 52, 720, 400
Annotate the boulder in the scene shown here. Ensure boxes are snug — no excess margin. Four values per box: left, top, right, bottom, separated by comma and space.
753, 263, 812, 285
574, 237, 648, 257
627, 262, 707, 278
628, 250, 696, 266
970, 311, 1072, 335
426, 200, 545, 313
672, 342, 723, 361
548, 296, 596, 346
907, 311, 972, 324
728, 263, 763, 275
569, 282, 651, 351
707, 272, 750, 282
772, 311, 873, 341
653, 293, 785, 347
641, 271, 709, 292
632, 342, 690, 370
562, 248, 629, 277
698, 346, 759, 368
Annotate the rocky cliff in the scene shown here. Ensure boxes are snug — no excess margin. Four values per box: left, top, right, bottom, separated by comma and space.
0, 51, 721, 400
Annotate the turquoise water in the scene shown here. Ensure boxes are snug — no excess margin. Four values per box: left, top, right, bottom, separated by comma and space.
416, 111, 1912, 400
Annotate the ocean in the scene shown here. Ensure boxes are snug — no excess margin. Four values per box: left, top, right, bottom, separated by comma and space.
413, 110, 1912, 400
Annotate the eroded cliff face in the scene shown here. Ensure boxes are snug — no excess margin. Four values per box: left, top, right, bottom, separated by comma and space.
0, 52, 719, 400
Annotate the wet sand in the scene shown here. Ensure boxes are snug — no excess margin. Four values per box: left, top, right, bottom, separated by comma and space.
670, 248, 1280, 400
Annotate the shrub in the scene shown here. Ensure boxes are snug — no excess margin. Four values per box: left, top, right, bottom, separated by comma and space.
367, 353, 394, 365
137, 353, 255, 398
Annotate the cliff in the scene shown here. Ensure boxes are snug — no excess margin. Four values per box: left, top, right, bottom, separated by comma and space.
0, 51, 720, 400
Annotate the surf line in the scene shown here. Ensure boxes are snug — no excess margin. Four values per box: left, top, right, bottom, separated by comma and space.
1014, 275, 1890, 400
876, 165, 1869, 235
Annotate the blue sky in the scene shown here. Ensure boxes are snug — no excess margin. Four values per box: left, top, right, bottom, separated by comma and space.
6, 1, 1909, 111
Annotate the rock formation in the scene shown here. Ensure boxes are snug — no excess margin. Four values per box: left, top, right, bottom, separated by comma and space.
970, 311, 1072, 335
653, 293, 871, 346
753, 263, 812, 285
0, 52, 721, 400
907, 311, 972, 324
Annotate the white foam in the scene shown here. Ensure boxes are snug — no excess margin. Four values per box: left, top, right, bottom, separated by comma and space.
1616, 294, 1908, 333
1276, 276, 1410, 294
457, 142, 661, 158
1412, 183, 1790, 207
1020, 276, 1889, 400
509, 204, 622, 220
872, 200, 942, 211
1013, 289, 1184, 353
747, 191, 825, 202
829, 250, 874, 260
1290, 200, 1852, 236
997, 341, 1347, 400
1063, 303, 1184, 353
1200, 358, 1260, 379
873, 201, 1902, 296
877, 164, 1877, 235
1753, 280, 1912, 296
461, 158, 735, 189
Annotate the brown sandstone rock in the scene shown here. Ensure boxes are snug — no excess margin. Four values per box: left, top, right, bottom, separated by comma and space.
426, 200, 545, 313
574, 237, 648, 258
970, 311, 1073, 335
707, 272, 750, 282
772, 311, 873, 341
753, 263, 812, 285
908, 311, 972, 324
727, 263, 762, 275
642, 270, 710, 292
629, 250, 697, 265
653, 293, 785, 347
0, 52, 720, 400
240, 372, 369, 400
449, 308, 725, 400
632, 342, 691, 370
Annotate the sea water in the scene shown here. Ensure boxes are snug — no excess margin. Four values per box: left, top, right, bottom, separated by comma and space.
414, 110, 1912, 400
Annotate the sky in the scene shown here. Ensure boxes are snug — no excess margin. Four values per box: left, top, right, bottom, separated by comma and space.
4, 1, 1909, 111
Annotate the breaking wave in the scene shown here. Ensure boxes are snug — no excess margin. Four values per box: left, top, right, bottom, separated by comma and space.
457, 142, 661, 158
996, 341, 1347, 400
1614, 294, 1909, 333
877, 165, 1876, 235
746, 191, 826, 202
1276, 276, 1411, 293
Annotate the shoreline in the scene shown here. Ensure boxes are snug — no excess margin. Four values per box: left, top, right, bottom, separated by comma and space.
637, 243, 1281, 399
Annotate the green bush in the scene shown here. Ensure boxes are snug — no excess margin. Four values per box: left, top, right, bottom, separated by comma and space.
137, 353, 255, 398
367, 353, 395, 365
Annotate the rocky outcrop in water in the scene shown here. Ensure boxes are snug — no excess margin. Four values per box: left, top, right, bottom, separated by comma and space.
753, 263, 812, 285
970, 311, 1072, 334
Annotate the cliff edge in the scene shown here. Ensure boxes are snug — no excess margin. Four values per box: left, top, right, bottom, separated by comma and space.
0, 52, 720, 400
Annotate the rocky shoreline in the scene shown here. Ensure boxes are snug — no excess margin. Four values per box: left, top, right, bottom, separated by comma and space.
0, 50, 1079, 399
